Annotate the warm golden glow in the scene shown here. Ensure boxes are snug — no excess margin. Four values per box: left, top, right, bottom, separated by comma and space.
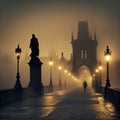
56, 90, 64, 95
105, 103, 115, 112
104, 46, 111, 62
0, 0, 119, 90
98, 66, 102, 70
58, 66, 62, 70
16, 53, 21, 57
49, 61, 53, 66
68, 73, 71, 76
64, 70, 67, 73
105, 55, 111, 61
93, 74, 95, 77
95, 69, 99, 73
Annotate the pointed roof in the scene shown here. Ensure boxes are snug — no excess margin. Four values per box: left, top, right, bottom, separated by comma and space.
59, 52, 67, 65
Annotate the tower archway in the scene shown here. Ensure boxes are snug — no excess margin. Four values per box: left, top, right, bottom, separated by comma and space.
77, 65, 92, 88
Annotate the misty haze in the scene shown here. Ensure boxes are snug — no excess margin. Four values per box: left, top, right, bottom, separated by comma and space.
0, 1, 120, 120
0, 0, 120, 90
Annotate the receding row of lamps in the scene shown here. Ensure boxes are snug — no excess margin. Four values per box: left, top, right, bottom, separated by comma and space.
14, 45, 112, 90
48, 57, 79, 89
93, 45, 111, 88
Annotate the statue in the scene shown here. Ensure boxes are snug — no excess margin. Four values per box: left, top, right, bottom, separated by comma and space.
28, 34, 43, 95
29, 34, 39, 57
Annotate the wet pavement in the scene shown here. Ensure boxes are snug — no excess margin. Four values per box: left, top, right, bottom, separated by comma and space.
0, 88, 120, 120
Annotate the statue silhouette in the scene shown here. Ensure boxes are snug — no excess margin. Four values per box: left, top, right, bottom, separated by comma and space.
28, 34, 43, 95
29, 34, 39, 57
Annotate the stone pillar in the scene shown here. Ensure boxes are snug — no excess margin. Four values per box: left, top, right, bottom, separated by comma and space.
28, 56, 43, 95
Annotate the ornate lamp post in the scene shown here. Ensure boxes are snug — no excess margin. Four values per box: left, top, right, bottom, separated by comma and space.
58, 66, 62, 89
98, 61, 102, 86
64, 70, 67, 89
14, 44, 22, 90
95, 68, 99, 90
68, 73, 71, 87
49, 57, 53, 90
104, 46, 111, 87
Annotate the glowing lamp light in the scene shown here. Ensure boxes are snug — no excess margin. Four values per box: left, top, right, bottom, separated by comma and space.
64, 70, 67, 73
58, 66, 62, 70
49, 61, 53, 66
99, 66, 102, 70
105, 55, 111, 61
15, 44, 22, 59
104, 46, 111, 62
49, 59, 53, 66
68, 73, 71, 76
98, 61, 102, 70
95, 69, 99, 73
49, 57, 53, 90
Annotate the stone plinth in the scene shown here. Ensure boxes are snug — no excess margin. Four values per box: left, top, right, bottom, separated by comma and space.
28, 57, 43, 95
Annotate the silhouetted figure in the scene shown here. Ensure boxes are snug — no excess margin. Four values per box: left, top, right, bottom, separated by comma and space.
29, 34, 39, 57
83, 81, 87, 92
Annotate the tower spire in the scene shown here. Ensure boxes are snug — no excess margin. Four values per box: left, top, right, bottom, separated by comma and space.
77, 21, 89, 40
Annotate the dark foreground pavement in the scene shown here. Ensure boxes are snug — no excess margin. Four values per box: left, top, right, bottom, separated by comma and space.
0, 88, 120, 120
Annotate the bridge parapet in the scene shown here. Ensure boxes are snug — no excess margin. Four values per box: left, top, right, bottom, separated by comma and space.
95, 86, 120, 108
0, 89, 16, 106
0, 86, 61, 107
107, 88, 120, 106
0, 87, 44, 107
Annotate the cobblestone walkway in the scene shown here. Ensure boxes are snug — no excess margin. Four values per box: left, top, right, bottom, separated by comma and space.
0, 88, 120, 120
45, 88, 120, 120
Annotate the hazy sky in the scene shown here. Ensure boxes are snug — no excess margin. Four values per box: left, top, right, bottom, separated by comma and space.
0, 0, 120, 59
0, 0, 120, 89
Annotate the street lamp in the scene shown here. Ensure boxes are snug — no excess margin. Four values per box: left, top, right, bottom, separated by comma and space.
64, 70, 67, 89
95, 69, 99, 73
49, 57, 53, 90
68, 73, 71, 87
98, 61, 102, 86
95, 68, 99, 89
104, 45, 111, 87
14, 44, 22, 90
58, 66, 62, 89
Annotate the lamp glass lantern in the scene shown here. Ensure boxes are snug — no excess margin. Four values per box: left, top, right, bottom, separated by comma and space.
49, 57, 53, 89
104, 46, 111, 61
15, 45, 22, 59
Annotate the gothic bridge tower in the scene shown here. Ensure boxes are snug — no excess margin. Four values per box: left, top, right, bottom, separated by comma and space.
71, 21, 98, 75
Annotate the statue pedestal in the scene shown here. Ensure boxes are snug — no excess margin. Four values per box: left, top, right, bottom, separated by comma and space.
28, 57, 43, 95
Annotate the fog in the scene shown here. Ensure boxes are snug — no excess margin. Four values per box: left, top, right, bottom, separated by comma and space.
0, 0, 120, 89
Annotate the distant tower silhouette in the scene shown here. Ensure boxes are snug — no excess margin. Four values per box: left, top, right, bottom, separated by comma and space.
28, 34, 43, 95
71, 21, 98, 74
